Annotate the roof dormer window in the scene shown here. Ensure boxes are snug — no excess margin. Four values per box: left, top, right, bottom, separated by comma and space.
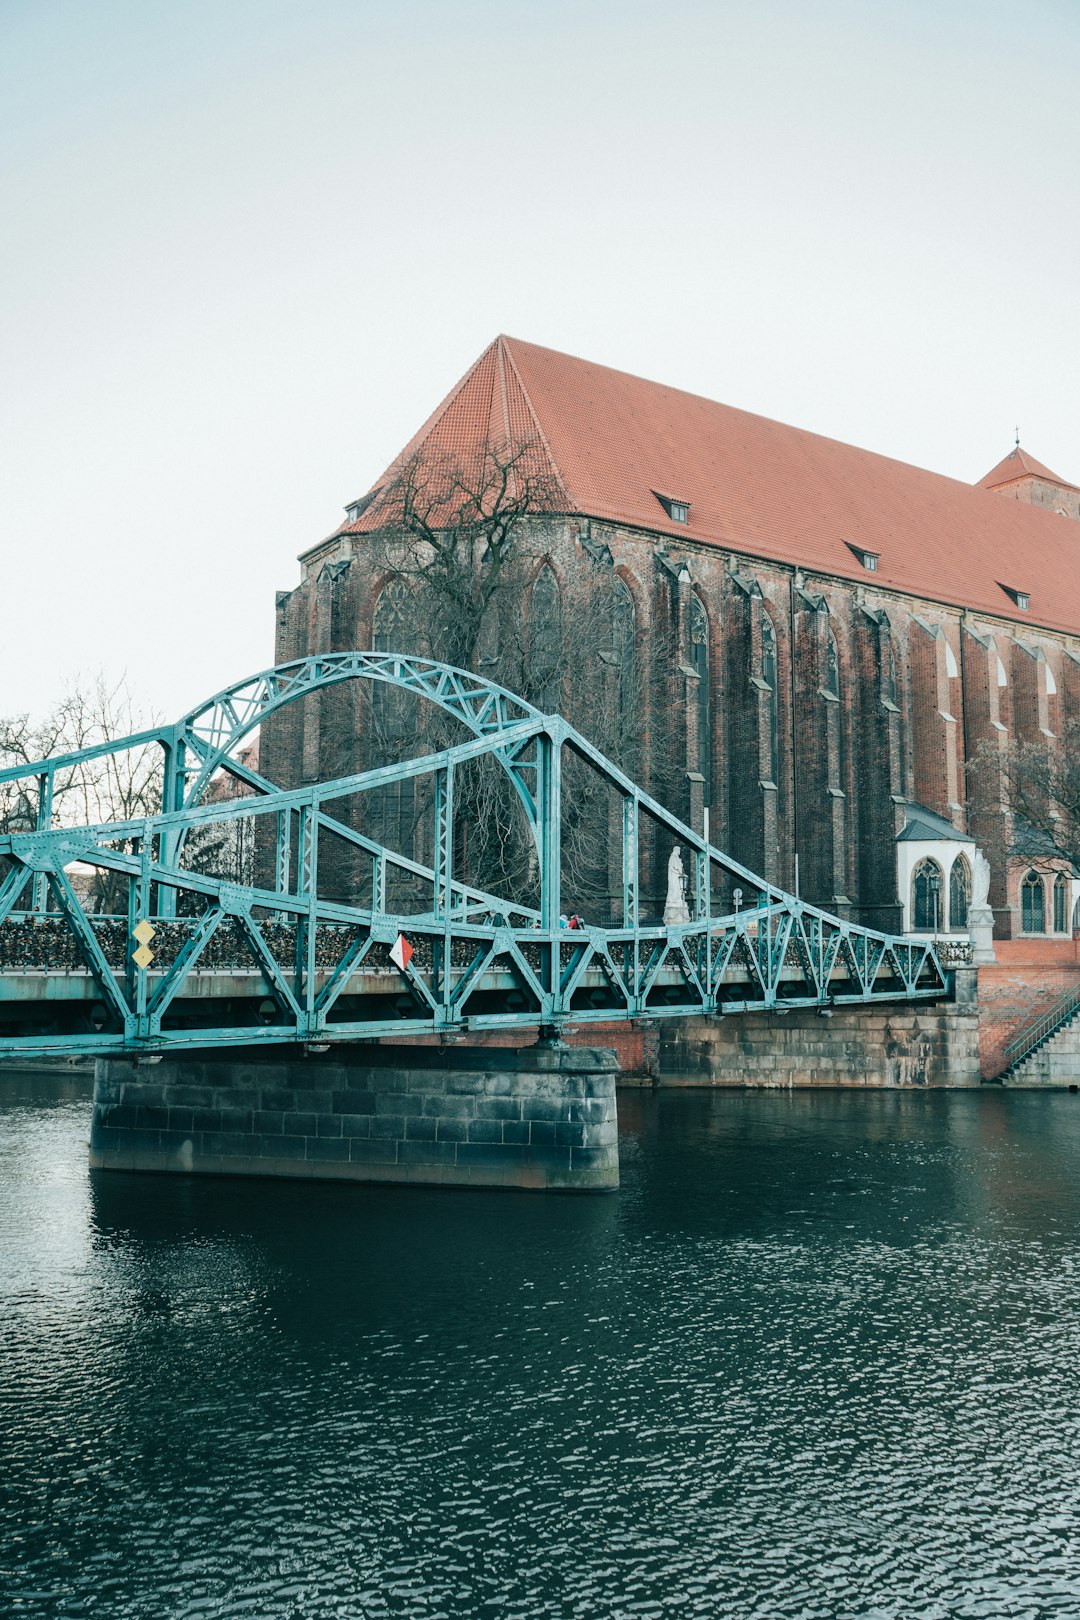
343, 489, 379, 525
844, 541, 878, 572
999, 583, 1030, 611
654, 492, 689, 524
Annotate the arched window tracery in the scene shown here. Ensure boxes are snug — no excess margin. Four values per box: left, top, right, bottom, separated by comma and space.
529, 566, 562, 712
371, 579, 420, 853
1021, 870, 1045, 934
372, 579, 422, 733
761, 613, 778, 784
912, 858, 944, 932
612, 577, 636, 711
690, 594, 711, 795
949, 855, 970, 931
1054, 872, 1069, 934
477, 597, 500, 664
883, 621, 898, 706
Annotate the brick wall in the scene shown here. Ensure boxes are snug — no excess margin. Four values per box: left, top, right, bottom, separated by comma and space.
389, 1021, 660, 1082
997, 476, 1080, 523
977, 937, 1080, 1078
267, 508, 1080, 940
911, 619, 949, 818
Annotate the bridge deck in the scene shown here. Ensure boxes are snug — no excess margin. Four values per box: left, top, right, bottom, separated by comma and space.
0, 913, 951, 1059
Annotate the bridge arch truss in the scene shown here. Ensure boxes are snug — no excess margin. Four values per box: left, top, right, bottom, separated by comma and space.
0, 654, 950, 1058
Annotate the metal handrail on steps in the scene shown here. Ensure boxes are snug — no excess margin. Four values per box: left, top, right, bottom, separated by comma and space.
1002, 981, 1080, 1073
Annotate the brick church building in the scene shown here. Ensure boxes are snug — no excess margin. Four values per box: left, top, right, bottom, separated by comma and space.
267, 336, 1080, 945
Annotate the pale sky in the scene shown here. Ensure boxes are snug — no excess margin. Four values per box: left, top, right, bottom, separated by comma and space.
2, 0, 1078, 723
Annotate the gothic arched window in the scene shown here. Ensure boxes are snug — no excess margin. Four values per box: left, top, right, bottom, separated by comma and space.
690, 594, 711, 796
761, 613, 778, 784
1021, 870, 1045, 934
1054, 872, 1069, 934
612, 577, 636, 709
315, 565, 334, 639
912, 858, 944, 932
477, 596, 500, 664
529, 566, 562, 712
372, 579, 422, 736
825, 630, 840, 698
371, 579, 419, 853
882, 618, 898, 706
949, 855, 970, 931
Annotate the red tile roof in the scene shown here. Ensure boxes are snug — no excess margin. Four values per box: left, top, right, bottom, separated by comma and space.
339, 336, 1080, 637
978, 445, 1078, 492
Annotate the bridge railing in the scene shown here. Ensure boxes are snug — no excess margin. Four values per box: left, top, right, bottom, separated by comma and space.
1002, 980, 1080, 1073
0, 903, 947, 993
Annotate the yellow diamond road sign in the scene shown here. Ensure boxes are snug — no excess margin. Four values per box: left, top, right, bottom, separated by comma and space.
132, 943, 154, 970
133, 919, 156, 945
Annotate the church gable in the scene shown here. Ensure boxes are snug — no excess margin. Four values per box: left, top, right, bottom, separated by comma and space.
330, 335, 1080, 638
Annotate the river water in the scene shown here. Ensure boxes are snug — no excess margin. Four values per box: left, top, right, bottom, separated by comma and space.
2, 1071, 1080, 1619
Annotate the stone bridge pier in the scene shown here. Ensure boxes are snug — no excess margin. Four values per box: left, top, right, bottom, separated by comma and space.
89, 1042, 621, 1192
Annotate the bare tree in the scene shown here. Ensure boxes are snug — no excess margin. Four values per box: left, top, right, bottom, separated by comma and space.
365, 436, 563, 671
181, 746, 260, 894
0, 675, 162, 911
970, 722, 1080, 875
0, 709, 71, 834
327, 437, 682, 920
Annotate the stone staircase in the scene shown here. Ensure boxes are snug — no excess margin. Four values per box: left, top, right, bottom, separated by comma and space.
1000, 982, 1080, 1087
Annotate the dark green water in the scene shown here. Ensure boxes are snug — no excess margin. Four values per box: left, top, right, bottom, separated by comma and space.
3, 1072, 1080, 1619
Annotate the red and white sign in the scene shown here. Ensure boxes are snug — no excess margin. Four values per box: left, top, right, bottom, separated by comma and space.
389, 933, 414, 972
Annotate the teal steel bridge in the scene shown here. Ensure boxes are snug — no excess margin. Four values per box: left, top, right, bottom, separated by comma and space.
0, 653, 948, 1060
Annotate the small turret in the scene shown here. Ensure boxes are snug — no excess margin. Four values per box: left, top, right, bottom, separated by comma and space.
978, 445, 1080, 522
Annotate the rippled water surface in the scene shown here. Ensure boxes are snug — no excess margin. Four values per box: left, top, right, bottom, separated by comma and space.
3, 1072, 1080, 1617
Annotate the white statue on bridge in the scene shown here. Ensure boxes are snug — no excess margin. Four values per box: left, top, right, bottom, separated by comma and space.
971, 849, 992, 911
969, 847, 996, 964
664, 844, 691, 926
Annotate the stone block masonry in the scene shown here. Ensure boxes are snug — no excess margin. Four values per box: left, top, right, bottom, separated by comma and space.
657, 973, 981, 1088
363, 988, 981, 1089
1003, 1016, 1080, 1087
90, 1044, 620, 1192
